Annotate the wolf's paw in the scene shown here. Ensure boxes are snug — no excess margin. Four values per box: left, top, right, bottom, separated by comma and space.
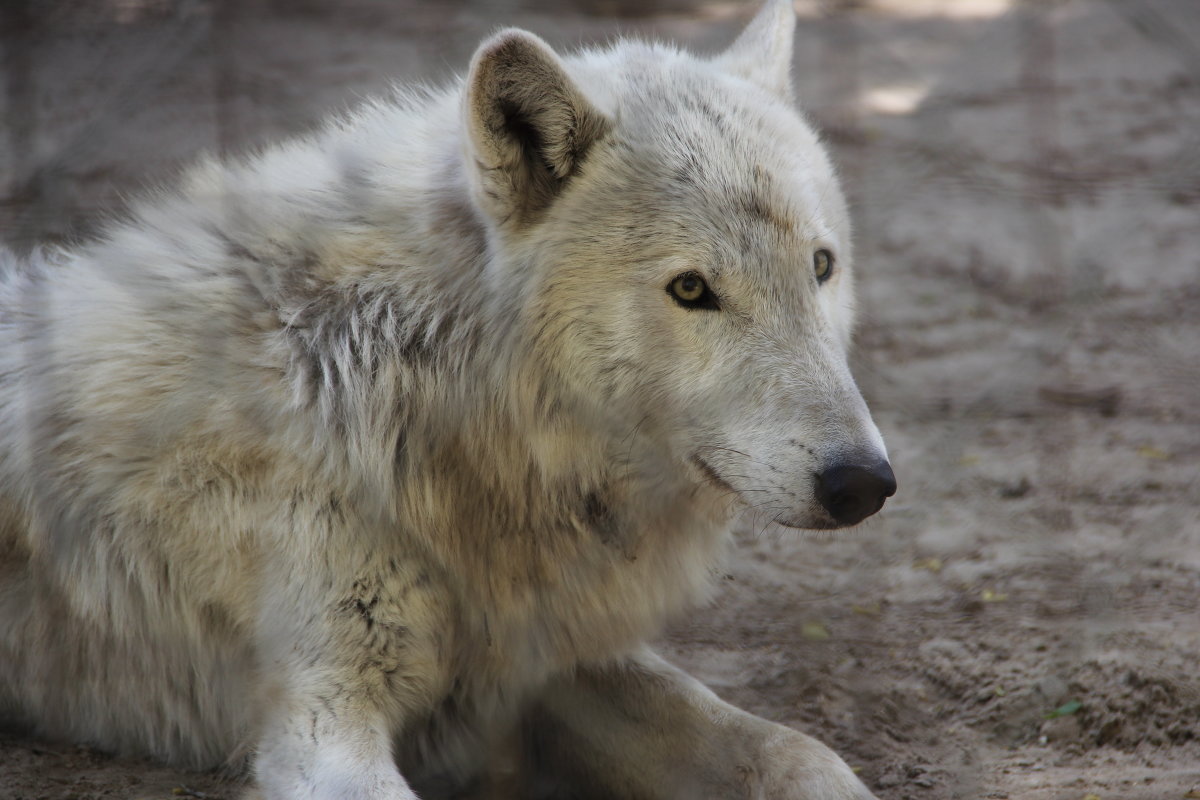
747, 729, 877, 800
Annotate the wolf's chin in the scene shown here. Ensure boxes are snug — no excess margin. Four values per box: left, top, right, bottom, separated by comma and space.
772, 515, 842, 531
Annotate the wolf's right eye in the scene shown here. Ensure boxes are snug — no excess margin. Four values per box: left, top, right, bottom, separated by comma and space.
667, 272, 720, 310
813, 249, 835, 283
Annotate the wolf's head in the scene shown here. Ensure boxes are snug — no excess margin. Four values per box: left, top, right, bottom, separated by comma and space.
462, 0, 894, 530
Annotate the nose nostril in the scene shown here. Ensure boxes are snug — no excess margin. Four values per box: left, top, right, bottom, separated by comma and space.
815, 460, 896, 526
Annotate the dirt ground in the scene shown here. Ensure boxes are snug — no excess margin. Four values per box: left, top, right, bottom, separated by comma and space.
2, 0, 1198, 798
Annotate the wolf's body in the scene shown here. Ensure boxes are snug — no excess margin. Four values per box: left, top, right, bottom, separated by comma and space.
0, 2, 893, 798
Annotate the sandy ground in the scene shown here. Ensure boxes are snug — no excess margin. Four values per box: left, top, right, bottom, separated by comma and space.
2, 0, 1199, 798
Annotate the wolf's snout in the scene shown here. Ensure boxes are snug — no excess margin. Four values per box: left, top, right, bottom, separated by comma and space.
815, 460, 897, 526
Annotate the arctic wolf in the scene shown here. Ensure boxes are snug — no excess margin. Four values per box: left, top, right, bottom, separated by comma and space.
0, 1, 895, 797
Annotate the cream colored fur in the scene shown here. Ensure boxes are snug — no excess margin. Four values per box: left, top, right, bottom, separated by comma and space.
0, 1, 885, 797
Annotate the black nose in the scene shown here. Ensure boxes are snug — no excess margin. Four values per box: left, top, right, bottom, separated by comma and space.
815, 460, 897, 526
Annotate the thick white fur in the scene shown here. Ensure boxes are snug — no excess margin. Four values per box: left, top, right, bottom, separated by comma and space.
0, 1, 884, 797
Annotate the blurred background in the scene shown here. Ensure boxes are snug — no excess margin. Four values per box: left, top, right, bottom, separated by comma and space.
2, 1, 1198, 798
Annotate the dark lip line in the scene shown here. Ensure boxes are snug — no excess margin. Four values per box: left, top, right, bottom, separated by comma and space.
690, 454, 738, 494
690, 454, 838, 531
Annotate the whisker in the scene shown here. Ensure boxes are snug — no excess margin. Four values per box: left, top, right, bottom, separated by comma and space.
694, 444, 779, 471
620, 413, 652, 484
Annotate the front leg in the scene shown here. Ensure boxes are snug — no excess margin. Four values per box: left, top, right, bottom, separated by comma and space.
254, 696, 416, 800
529, 646, 876, 800
248, 552, 448, 800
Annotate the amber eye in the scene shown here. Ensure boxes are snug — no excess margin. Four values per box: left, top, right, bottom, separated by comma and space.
813, 249, 835, 283
667, 272, 719, 310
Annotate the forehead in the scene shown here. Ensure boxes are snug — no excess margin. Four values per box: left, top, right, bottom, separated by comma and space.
610, 63, 846, 250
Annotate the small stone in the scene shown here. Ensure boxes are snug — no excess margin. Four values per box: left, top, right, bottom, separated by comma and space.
1040, 714, 1083, 744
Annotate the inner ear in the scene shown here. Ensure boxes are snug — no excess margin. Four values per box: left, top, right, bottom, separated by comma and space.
464, 29, 610, 227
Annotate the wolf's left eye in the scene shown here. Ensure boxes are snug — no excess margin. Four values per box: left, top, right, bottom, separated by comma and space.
813, 249, 835, 283
667, 272, 720, 310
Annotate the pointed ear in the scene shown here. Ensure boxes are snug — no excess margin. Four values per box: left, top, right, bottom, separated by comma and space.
718, 0, 796, 100
464, 29, 610, 228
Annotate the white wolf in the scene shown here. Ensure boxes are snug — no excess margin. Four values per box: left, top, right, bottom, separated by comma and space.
0, 1, 895, 797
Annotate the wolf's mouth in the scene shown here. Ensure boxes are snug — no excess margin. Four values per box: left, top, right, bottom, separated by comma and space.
690, 455, 737, 494
692, 456, 826, 530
